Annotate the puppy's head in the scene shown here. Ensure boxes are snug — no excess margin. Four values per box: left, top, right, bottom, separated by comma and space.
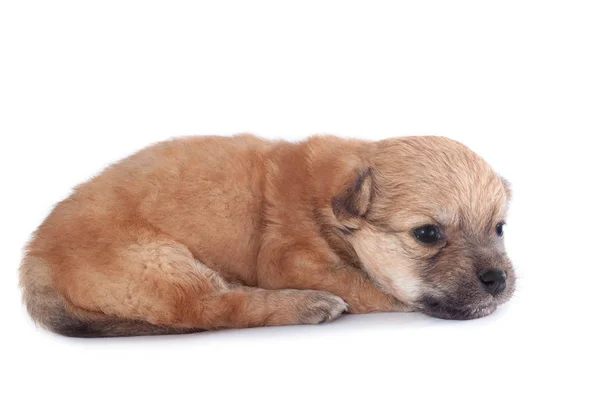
332, 136, 515, 319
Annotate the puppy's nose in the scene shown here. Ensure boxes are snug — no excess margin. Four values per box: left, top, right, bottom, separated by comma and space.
478, 269, 507, 295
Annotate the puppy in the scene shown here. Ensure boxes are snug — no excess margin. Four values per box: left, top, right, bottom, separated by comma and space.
20, 134, 515, 337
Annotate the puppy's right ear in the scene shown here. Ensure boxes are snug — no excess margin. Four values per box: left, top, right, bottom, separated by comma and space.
332, 167, 373, 229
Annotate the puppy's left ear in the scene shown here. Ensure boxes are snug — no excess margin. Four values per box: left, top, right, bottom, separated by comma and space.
499, 175, 512, 201
332, 167, 374, 227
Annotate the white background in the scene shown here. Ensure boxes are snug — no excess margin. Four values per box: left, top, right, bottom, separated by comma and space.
1, 1, 598, 399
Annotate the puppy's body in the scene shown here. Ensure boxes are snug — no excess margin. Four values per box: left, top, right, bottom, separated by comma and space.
20, 134, 514, 337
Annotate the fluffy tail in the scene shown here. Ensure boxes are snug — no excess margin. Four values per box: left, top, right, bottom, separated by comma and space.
19, 256, 202, 338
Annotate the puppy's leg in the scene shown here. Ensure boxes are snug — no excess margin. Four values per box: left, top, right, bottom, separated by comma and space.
46, 239, 346, 335
259, 250, 409, 314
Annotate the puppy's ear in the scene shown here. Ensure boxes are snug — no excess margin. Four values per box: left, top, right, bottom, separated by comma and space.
332, 167, 373, 227
499, 175, 512, 201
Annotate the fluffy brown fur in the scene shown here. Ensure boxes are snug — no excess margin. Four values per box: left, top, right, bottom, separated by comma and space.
20, 134, 514, 337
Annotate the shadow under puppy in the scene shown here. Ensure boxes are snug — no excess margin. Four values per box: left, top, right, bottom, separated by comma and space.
20, 134, 515, 337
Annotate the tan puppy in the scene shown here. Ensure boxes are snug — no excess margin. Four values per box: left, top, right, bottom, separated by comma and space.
20, 134, 515, 337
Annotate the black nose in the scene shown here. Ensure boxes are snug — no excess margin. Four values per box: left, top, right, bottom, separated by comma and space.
478, 269, 507, 295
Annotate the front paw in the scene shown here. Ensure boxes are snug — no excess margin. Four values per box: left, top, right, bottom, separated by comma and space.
295, 290, 348, 324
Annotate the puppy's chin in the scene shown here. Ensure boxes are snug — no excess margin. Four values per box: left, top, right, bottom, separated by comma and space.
418, 296, 498, 320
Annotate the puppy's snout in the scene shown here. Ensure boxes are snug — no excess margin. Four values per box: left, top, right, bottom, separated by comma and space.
478, 269, 507, 295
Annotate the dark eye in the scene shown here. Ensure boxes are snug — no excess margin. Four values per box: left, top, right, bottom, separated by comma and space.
496, 222, 505, 237
413, 225, 442, 244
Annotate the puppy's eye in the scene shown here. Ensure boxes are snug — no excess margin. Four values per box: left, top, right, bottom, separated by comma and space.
413, 225, 442, 244
496, 222, 505, 237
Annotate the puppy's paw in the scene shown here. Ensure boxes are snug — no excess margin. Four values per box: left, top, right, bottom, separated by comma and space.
296, 290, 348, 324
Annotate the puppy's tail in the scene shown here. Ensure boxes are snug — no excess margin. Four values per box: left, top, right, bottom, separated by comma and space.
19, 255, 201, 338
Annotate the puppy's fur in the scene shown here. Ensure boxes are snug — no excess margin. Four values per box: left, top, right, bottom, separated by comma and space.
20, 134, 515, 337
